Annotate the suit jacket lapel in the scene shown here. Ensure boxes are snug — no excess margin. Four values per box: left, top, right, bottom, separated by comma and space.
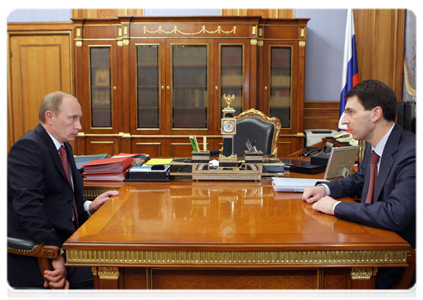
34, 124, 69, 185
374, 124, 401, 202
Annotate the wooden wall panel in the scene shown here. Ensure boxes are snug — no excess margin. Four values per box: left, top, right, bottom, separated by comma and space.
354, 9, 405, 100
304, 101, 339, 131
222, 9, 294, 19
87, 138, 120, 156
133, 141, 162, 157
71, 9, 140, 19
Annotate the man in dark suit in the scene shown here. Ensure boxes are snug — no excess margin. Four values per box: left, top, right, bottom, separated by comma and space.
8, 91, 119, 289
302, 80, 415, 289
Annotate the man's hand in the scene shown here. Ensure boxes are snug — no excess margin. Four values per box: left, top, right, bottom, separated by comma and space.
311, 196, 338, 215
43, 254, 69, 289
302, 185, 326, 204
89, 190, 119, 214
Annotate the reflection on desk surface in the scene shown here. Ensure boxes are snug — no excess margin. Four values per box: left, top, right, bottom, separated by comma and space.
68, 180, 406, 249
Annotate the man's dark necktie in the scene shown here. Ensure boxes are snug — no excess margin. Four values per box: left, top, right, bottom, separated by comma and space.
59, 145, 79, 227
365, 151, 380, 204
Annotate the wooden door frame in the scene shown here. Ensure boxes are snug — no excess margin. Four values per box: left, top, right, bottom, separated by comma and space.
7, 22, 75, 152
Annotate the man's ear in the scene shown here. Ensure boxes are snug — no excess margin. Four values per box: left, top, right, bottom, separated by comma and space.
45, 111, 54, 124
372, 106, 383, 122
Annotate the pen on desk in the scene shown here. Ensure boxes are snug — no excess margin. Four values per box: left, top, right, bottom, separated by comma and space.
203, 136, 207, 151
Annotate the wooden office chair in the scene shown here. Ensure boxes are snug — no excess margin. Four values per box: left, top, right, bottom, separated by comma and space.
7, 237, 61, 289
233, 108, 281, 157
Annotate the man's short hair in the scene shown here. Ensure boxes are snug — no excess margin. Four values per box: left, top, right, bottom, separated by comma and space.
344, 79, 397, 122
39, 91, 77, 123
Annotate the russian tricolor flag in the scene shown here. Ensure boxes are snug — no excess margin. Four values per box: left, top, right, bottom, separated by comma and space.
339, 9, 359, 131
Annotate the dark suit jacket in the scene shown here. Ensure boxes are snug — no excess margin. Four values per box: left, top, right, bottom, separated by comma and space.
8, 123, 88, 287
328, 124, 416, 249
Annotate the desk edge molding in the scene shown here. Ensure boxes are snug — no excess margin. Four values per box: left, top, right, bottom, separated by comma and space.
66, 249, 408, 266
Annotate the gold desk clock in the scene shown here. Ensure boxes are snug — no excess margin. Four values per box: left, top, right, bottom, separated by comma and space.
189, 94, 264, 181
219, 94, 238, 167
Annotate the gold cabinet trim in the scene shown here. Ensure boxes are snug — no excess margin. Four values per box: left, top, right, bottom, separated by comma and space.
66, 250, 407, 266
95, 267, 120, 280
351, 267, 378, 280
143, 25, 236, 36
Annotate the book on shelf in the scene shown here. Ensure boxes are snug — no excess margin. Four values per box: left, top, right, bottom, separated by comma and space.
81, 156, 134, 174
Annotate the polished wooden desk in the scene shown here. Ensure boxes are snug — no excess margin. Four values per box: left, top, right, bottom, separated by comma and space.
65, 177, 413, 289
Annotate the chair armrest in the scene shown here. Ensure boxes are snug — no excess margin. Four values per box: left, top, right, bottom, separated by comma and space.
7, 237, 60, 259
8, 237, 62, 289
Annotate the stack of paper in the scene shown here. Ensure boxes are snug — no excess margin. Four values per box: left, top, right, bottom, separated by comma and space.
271, 177, 328, 193
81, 156, 134, 181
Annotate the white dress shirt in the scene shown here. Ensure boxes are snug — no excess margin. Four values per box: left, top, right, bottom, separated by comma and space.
46, 130, 92, 214
328, 124, 395, 213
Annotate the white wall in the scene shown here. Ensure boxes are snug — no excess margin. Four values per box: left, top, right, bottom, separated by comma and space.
7, 8, 349, 102
295, 9, 348, 102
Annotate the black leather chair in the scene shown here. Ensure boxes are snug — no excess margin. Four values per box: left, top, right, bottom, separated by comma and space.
7, 237, 61, 289
233, 108, 281, 157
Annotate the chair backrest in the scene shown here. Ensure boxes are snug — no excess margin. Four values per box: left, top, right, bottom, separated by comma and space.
233, 109, 281, 157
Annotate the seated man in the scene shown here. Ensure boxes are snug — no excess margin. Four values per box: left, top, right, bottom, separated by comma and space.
8, 91, 119, 289
302, 80, 415, 289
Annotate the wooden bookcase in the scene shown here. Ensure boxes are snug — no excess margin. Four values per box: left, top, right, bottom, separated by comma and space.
72, 16, 309, 157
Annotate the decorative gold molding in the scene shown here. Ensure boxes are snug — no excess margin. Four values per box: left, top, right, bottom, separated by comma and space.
97, 267, 120, 280
75, 41, 82, 47
144, 25, 236, 36
250, 39, 257, 45
258, 27, 263, 37
404, 61, 416, 97
118, 132, 132, 138
66, 249, 408, 266
351, 267, 378, 280
299, 41, 306, 47
83, 188, 118, 199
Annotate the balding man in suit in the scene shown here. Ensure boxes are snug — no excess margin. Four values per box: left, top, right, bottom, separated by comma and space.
8, 91, 119, 289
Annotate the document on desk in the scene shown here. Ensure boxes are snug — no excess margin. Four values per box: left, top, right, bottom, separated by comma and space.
271, 177, 329, 193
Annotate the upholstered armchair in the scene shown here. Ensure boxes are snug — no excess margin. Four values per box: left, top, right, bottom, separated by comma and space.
233, 108, 281, 157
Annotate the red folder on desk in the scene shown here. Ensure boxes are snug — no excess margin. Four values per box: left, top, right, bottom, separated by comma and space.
82, 171, 127, 181
81, 156, 133, 174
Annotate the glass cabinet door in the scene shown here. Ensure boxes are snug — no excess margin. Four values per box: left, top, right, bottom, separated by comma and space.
136, 45, 160, 129
90, 47, 112, 128
220, 45, 244, 116
269, 46, 292, 128
172, 44, 208, 129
